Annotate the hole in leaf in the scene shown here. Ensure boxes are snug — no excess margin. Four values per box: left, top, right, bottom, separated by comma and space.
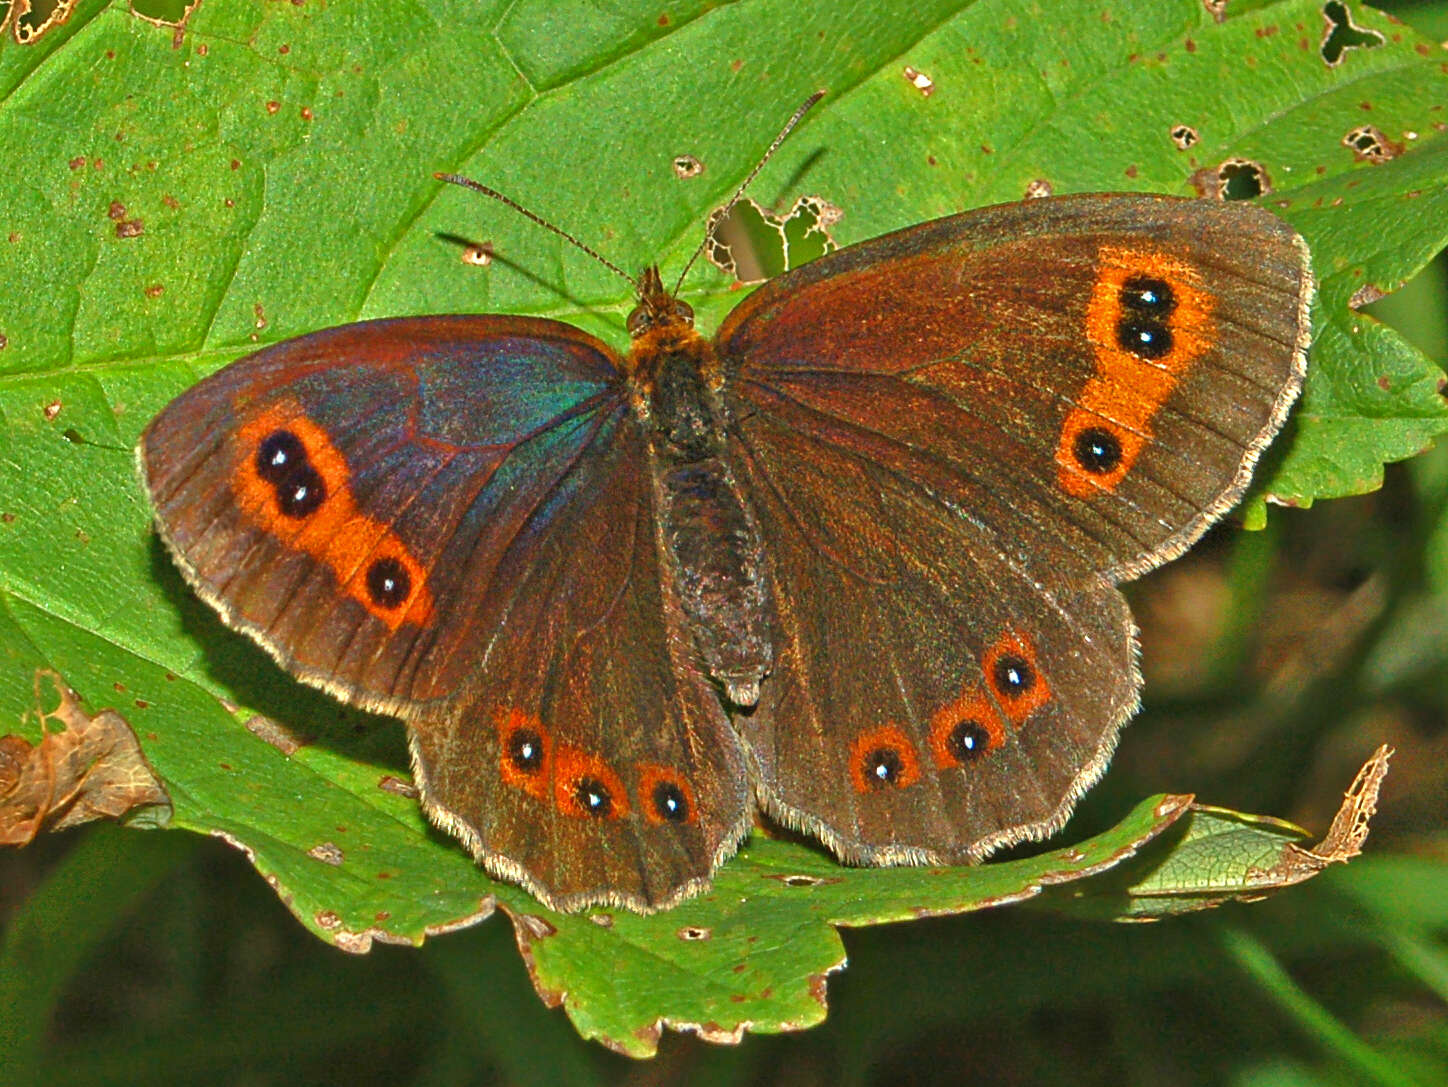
13, 0, 77, 43
1192, 158, 1271, 200
1170, 124, 1199, 150
1342, 124, 1402, 164
672, 154, 703, 180
1321, 1, 1384, 67
130, 0, 200, 28
706, 195, 840, 283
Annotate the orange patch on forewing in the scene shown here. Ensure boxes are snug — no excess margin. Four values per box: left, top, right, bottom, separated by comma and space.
233, 399, 433, 629
1055, 245, 1216, 497
495, 708, 551, 801
982, 631, 1052, 725
554, 744, 629, 820
848, 725, 922, 794
927, 687, 1007, 769
637, 763, 698, 825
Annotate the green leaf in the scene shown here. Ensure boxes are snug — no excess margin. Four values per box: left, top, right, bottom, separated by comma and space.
1, 0, 1443, 1056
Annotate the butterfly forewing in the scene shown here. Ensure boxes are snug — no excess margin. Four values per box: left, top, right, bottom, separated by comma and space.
719, 194, 1310, 863
721, 194, 1311, 580
141, 316, 623, 714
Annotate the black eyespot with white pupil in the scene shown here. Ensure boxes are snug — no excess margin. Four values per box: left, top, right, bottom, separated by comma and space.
1073, 426, 1123, 475
993, 655, 1036, 698
366, 557, 411, 609
506, 728, 543, 774
652, 781, 689, 823
256, 429, 305, 482
575, 776, 613, 818
1115, 275, 1176, 360
948, 719, 991, 762
1120, 276, 1176, 317
863, 747, 904, 788
277, 466, 326, 518
257, 428, 327, 518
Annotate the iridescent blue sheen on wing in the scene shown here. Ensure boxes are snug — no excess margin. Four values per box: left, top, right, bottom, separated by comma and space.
141, 315, 627, 714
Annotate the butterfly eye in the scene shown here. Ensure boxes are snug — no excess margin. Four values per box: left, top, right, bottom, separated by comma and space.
626, 305, 652, 336
672, 298, 694, 325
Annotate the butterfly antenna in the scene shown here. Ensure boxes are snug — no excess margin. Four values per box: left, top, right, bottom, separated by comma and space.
670, 89, 826, 297
434, 173, 642, 294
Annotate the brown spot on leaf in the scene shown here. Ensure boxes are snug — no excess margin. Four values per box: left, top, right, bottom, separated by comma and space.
265, 100, 280, 114
1023, 178, 1053, 199
107, 201, 126, 221
144, 283, 164, 298
43, 400, 61, 421
461, 242, 493, 266
115, 218, 145, 238
677, 926, 711, 941
0, 673, 170, 846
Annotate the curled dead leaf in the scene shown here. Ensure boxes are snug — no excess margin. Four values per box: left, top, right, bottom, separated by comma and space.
0, 672, 170, 846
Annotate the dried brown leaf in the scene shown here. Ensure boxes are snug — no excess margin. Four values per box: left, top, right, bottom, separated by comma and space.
0, 673, 170, 845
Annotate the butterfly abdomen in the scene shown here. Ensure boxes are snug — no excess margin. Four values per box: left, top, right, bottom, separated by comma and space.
638, 331, 774, 708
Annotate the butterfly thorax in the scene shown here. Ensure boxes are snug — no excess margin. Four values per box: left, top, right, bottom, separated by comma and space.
626, 268, 775, 707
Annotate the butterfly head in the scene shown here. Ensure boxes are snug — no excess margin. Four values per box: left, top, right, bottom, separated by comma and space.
626, 265, 695, 340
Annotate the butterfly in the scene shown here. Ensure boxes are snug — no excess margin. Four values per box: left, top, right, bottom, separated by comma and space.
139, 120, 1312, 913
